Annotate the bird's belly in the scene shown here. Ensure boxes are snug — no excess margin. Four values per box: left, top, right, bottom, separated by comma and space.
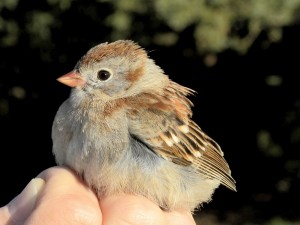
57, 114, 220, 211
69, 135, 220, 211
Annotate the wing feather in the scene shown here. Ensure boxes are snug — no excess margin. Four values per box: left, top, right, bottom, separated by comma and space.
127, 81, 236, 191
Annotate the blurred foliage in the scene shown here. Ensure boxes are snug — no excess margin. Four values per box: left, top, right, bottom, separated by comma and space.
104, 0, 300, 54
1, 0, 300, 54
257, 130, 283, 158
0, 1, 300, 225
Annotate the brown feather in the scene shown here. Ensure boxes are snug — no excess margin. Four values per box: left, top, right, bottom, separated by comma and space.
127, 80, 236, 191
80, 40, 146, 66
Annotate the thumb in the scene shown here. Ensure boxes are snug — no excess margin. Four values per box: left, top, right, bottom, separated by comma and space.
0, 178, 45, 225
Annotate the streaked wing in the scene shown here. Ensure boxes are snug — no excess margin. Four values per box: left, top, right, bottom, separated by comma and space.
128, 81, 236, 191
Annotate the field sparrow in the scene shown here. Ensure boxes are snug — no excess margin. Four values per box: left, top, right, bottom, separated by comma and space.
52, 40, 236, 212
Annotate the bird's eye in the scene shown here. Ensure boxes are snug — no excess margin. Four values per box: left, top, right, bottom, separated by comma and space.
97, 69, 112, 81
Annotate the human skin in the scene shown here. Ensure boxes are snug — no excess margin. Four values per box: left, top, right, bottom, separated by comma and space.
0, 167, 196, 225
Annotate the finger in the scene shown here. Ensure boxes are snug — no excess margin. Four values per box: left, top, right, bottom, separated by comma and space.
100, 194, 196, 225
1, 167, 102, 225
100, 194, 167, 225
0, 178, 45, 225
164, 210, 196, 225
23, 167, 102, 225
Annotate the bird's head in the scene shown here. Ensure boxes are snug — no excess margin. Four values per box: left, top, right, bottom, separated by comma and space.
58, 40, 168, 105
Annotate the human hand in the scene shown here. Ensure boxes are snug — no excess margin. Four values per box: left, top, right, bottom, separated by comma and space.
0, 167, 196, 225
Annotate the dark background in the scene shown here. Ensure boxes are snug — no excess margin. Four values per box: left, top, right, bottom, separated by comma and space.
0, 1, 300, 224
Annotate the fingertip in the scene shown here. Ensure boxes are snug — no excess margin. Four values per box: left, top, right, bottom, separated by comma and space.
100, 194, 166, 225
165, 210, 196, 225
25, 167, 103, 225
6, 178, 45, 224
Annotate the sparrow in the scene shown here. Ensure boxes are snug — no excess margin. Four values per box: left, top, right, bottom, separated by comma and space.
52, 40, 236, 211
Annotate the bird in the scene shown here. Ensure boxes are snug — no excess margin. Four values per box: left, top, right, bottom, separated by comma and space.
52, 40, 236, 212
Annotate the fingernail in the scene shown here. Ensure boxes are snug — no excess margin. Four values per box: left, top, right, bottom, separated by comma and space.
8, 178, 45, 223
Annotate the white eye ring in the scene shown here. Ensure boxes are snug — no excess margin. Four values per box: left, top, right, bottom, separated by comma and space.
97, 68, 113, 81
